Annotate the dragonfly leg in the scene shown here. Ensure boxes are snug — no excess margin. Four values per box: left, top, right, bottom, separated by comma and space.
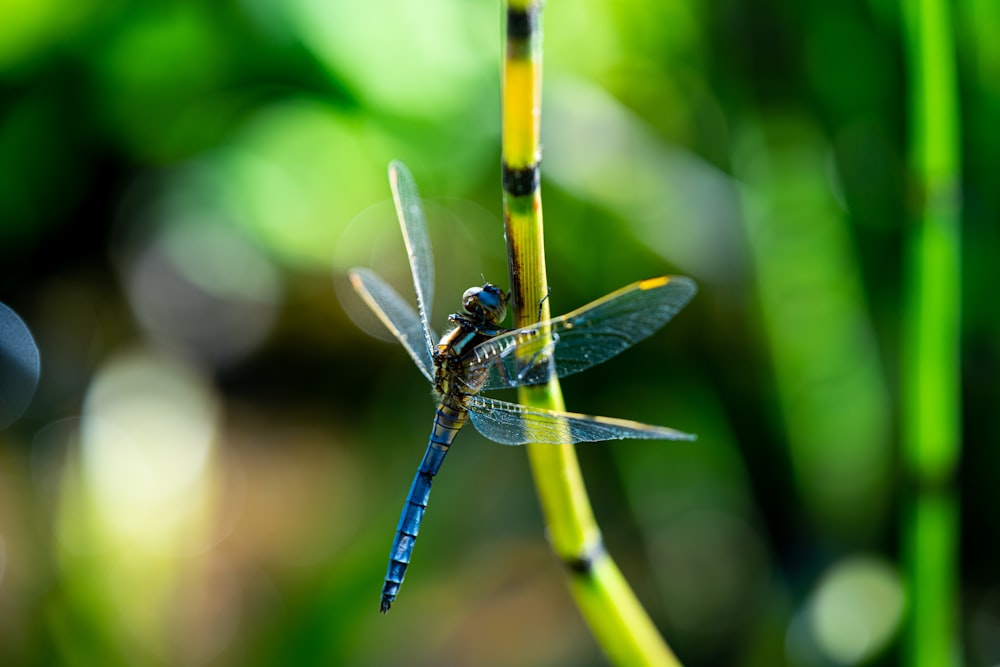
535, 286, 551, 323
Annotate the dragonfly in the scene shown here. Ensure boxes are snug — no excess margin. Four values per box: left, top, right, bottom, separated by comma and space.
348, 161, 697, 613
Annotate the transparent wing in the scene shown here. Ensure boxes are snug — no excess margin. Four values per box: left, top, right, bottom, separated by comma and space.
348, 267, 436, 383
466, 395, 695, 445
389, 161, 436, 366
467, 275, 696, 390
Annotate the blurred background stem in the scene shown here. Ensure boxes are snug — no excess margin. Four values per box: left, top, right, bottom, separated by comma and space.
501, 1, 682, 665
900, 0, 962, 665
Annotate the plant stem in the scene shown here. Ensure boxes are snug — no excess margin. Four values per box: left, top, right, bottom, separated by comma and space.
900, 0, 962, 664
501, 2, 682, 665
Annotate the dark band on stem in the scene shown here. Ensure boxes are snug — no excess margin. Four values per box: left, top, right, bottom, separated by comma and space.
562, 539, 606, 576
503, 161, 540, 198
507, 4, 539, 42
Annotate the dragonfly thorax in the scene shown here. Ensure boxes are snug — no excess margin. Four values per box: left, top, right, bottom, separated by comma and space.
431, 283, 511, 399
461, 283, 508, 324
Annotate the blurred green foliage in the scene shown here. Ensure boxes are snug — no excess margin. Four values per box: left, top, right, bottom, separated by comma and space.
0, 0, 997, 666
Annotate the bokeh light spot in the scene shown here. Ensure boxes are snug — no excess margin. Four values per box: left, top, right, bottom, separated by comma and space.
290, 0, 496, 117
215, 100, 389, 268
0, 302, 41, 429
543, 79, 745, 283
81, 349, 220, 552
808, 556, 905, 665
122, 217, 281, 367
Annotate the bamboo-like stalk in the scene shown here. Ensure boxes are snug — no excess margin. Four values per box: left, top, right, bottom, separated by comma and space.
899, 0, 962, 665
501, 2, 682, 664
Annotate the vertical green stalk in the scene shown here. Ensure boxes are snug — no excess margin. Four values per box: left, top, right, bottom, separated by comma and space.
501, 2, 681, 665
900, 0, 962, 665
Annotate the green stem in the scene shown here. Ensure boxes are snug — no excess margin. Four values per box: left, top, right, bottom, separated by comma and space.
501, 2, 681, 665
900, 0, 962, 664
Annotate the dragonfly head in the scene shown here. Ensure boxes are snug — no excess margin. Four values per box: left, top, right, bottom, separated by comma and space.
462, 283, 508, 324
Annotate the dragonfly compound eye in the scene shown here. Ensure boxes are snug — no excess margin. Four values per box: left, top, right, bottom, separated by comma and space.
462, 284, 508, 323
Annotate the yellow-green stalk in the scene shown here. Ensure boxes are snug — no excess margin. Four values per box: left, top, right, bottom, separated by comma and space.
501, 2, 682, 664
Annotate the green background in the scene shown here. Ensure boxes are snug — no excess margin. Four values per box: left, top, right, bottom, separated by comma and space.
0, 0, 996, 665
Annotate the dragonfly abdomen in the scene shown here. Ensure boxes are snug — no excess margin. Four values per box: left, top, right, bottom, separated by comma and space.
380, 401, 468, 613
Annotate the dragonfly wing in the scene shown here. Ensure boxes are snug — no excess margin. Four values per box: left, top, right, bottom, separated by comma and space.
349, 267, 436, 383
469, 275, 697, 390
466, 395, 695, 445
389, 161, 436, 365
